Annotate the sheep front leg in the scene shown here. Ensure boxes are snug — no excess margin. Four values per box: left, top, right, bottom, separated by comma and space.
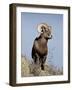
41, 56, 47, 70
34, 53, 40, 65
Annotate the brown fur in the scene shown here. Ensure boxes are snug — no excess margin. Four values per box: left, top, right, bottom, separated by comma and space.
32, 26, 52, 70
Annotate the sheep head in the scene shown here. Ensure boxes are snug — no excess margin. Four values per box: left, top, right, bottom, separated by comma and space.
37, 23, 52, 39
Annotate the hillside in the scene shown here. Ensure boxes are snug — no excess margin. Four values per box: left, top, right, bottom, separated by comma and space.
21, 56, 63, 77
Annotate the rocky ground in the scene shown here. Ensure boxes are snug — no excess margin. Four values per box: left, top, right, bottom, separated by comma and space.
21, 56, 63, 77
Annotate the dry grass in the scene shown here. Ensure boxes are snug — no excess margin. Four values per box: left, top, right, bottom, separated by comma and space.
21, 56, 63, 77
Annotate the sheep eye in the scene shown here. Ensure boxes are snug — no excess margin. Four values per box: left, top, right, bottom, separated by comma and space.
41, 29, 43, 32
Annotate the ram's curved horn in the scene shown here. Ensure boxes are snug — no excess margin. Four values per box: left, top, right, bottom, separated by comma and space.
37, 23, 48, 33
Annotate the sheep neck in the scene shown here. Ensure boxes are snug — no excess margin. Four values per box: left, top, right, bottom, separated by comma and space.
40, 37, 48, 44
37, 35, 48, 49
39, 35, 48, 43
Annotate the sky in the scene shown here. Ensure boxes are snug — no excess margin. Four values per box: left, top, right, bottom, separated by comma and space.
21, 12, 63, 69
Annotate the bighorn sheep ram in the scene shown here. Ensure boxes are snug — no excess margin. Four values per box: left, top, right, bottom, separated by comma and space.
32, 23, 52, 70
